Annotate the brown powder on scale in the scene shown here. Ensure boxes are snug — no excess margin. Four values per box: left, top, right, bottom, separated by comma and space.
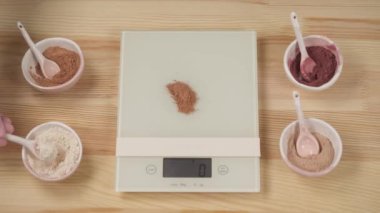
166, 81, 197, 114
287, 132, 335, 172
31, 46, 80, 87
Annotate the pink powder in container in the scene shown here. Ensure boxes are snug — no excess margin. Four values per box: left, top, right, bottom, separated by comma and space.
283, 35, 343, 91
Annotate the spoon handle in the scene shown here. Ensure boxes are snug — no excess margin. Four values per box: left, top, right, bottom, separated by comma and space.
17, 21, 45, 64
5, 134, 40, 159
293, 91, 307, 128
290, 12, 309, 59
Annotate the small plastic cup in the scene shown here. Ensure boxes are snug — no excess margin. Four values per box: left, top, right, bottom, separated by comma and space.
22, 121, 83, 181
283, 35, 343, 91
279, 118, 342, 177
21, 37, 84, 93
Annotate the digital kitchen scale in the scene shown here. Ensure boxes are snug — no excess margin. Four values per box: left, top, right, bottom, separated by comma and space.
116, 31, 260, 192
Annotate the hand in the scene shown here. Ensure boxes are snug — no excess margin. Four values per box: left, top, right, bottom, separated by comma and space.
0, 115, 14, 147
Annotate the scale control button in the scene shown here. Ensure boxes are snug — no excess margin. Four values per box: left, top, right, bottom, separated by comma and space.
146, 164, 157, 175
218, 165, 229, 175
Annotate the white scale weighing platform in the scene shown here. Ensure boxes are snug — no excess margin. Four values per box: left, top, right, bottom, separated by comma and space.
116, 31, 260, 192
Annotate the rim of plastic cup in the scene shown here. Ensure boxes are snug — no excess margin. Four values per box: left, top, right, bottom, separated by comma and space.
21, 121, 83, 181
283, 35, 343, 91
21, 37, 84, 91
279, 118, 342, 177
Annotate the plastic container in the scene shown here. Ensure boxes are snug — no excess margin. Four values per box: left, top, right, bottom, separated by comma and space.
283, 35, 343, 91
279, 118, 342, 177
21, 121, 83, 181
21, 37, 84, 93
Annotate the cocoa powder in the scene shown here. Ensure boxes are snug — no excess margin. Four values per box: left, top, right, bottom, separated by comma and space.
166, 81, 197, 114
31, 46, 80, 87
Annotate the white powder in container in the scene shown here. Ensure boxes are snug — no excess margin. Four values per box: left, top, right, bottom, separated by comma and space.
26, 126, 81, 179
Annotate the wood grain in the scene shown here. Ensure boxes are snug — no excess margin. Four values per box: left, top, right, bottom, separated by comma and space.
0, 0, 379, 212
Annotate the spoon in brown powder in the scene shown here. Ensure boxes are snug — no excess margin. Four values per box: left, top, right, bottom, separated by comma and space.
293, 91, 320, 157
17, 21, 60, 79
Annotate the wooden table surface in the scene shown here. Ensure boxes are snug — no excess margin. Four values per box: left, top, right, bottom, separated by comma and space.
0, 0, 379, 212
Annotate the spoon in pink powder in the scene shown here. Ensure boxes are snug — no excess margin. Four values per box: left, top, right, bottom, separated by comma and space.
290, 12, 317, 82
292, 91, 320, 157
17, 21, 60, 79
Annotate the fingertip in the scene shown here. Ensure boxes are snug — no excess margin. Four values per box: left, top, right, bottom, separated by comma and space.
5, 123, 14, 134
3, 116, 12, 124
0, 117, 5, 137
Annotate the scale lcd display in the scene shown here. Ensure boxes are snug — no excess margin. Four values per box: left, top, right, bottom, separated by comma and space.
163, 158, 212, 178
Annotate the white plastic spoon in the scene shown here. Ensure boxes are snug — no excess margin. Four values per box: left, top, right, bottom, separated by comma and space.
290, 12, 317, 82
5, 134, 57, 162
17, 21, 60, 79
292, 91, 320, 157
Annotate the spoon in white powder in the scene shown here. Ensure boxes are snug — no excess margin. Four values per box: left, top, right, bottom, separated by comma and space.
24, 125, 81, 181
5, 133, 58, 162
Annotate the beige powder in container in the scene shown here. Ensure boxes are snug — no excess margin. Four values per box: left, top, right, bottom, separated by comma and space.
287, 132, 335, 172
26, 126, 81, 179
